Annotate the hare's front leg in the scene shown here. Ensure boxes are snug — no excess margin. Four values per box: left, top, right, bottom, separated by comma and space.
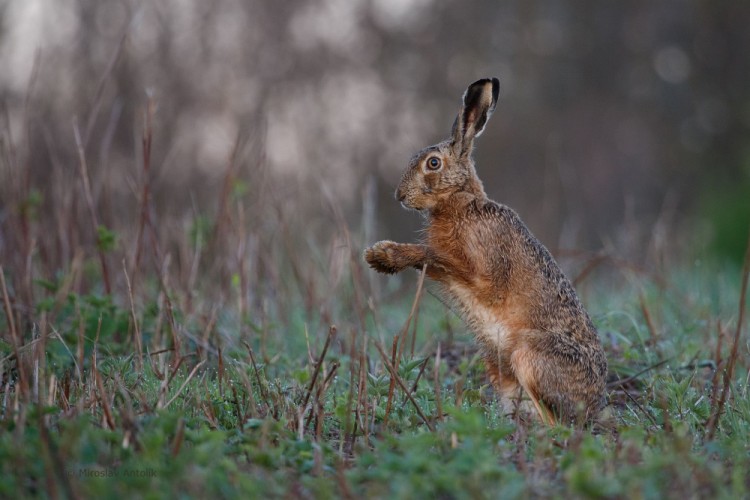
364, 241, 431, 274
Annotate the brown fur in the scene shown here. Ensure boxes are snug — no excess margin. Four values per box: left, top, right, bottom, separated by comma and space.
365, 78, 607, 425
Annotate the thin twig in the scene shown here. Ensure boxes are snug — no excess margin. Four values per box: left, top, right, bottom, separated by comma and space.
93, 357, 116, 430
72, 119, 111, 294
409, 358, 430, 395
434, 342, 443, 424
606, 358, 671, 389
218, 346, 224, 397
707, 229, 750, 439
302, 326, 336, 411
212, 135, 242, 246
163, 360, 206, 409
383, 334, 399, 426
133, 96, 155, 277
83, 19, 131, 146
305, 362, 340, 430
0, 267, 27, 395
360, 342, 370, 446
234, 359, 259, 419
321, 186, 368, 335
244, 342, 269, 407
399, 264, 428, 363
154, 255, 180, 357
231, 385, 245, 428
123, 260, 143, 372
374, 341, 434, 432
344, 328, 358, 454
707, 320, 725, 409
409, 264, 428, 357
639, 293, 658, 346
622, 388, 658, 426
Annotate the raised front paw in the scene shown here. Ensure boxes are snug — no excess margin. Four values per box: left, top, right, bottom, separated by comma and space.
364, 240, 405, 274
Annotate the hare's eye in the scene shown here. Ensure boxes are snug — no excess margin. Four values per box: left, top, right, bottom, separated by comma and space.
427, 157, 441, 170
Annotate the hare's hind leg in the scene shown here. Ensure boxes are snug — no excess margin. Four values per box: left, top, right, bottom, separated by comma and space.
522, 385, 556, 426
510, 348, 557, 426
511, 337, 605, 425
484, 352, 545, 423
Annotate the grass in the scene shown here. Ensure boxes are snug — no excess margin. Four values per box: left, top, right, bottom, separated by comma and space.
2, 242, 749, 498
2, 103, 749, 499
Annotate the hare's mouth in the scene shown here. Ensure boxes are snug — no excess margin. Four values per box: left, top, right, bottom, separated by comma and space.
400, 200, 426, 213
398, 194, 419, 211
396, 189, 416, 210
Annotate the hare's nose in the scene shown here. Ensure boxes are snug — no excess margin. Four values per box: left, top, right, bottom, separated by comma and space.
396, 188, 406, 202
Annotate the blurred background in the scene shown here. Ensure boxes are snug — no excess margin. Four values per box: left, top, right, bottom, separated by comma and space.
1, 0, 749, 292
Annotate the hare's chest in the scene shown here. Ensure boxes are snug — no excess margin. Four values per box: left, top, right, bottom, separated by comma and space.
446, 281, 512, 348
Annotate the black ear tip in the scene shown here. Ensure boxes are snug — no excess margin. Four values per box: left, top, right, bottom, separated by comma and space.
468, 77, 495, 87
469, 77, 500, 95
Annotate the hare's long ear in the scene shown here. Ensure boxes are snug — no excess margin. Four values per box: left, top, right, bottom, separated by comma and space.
450, 78, 499, 156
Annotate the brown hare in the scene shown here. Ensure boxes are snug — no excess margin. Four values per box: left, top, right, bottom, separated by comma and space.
365, 78, 607, 425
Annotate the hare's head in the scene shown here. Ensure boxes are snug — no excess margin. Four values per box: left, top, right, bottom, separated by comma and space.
396, 78, 499, 211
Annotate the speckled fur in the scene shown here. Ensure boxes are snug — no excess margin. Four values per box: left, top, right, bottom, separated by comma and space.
365, 78, 607, 425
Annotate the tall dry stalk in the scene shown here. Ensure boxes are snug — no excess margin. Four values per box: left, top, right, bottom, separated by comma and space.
706, 229, 750, 439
